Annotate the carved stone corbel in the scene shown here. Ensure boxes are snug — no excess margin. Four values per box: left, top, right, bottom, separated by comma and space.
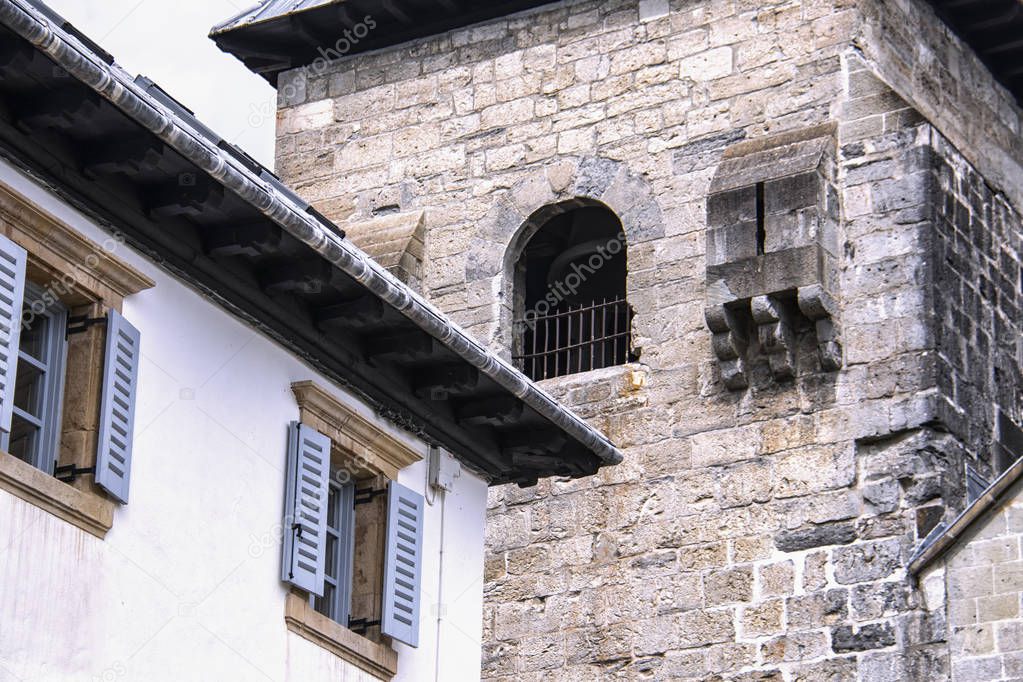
798, 284, 842, 371
705, 303, 750, 390
751, 295, 797, 381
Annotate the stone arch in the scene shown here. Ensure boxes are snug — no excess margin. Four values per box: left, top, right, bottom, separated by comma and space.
464, 156, 663, 359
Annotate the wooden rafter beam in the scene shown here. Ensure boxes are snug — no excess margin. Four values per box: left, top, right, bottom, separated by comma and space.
317, 295, 388, 331
82, 135, 164, 176
204, 222, 282, 258
17, 88, 101, 130
145, 177, 224, 218
414, 364, 479, 400
261, 258, 333, 295
365, 330, 436, 363
455, 395, 523, 427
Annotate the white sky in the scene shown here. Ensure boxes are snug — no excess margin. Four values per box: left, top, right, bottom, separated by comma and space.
46, 0, 278, 167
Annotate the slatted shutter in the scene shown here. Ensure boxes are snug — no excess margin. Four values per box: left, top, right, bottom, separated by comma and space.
281, 421, 331, 596
95, 309, 141, 504
0, 234, 26, 435
381, 481, 425, 647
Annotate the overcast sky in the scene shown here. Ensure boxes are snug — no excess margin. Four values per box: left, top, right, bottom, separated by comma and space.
46, 0, 278, 167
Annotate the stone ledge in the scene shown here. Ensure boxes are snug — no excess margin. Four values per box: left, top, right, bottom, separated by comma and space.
0, 450, 114, 538
285, 592, 397, 680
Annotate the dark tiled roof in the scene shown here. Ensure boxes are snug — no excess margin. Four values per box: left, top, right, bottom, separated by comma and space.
210, 0, 563, 84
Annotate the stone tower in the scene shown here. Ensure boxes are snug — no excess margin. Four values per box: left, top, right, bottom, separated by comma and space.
213, 0, 1023, 678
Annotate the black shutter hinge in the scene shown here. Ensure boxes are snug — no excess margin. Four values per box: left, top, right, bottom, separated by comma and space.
348, 617, 381, 634
354, 487, 387, 506
54, 464, 96, 483
66, 315, 107, 338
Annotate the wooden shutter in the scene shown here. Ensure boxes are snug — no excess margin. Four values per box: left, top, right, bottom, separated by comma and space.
281, 422, 331, 596
0, 234, 26, 435
95, 309, 141, 504
381, 481, 425, 647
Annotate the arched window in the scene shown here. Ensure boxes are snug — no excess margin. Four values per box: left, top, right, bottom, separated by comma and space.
512, 203, 634, 381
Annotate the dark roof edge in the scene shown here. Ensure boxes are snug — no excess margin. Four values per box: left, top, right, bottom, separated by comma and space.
908, 455, 1023, 575
0, 0, 623, 469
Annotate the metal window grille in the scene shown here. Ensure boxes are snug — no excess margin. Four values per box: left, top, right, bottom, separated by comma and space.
514, 298, 633, 381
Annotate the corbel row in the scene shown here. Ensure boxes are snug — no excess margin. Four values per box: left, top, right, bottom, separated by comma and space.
705, 286, 842, 390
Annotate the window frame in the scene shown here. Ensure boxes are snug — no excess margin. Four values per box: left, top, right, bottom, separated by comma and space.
312, 476, 356, 628
0, 179, 153, 538
3, 280, 69, 474
509, 202, 635, 381
286, 380, 420, 679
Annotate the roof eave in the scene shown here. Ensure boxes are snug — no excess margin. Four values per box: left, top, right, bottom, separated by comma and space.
0, 0, 624, 482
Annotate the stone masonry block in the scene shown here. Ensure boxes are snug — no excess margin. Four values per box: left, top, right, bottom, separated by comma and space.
775, 521, 857, 552
704, 566, 754, 606
833, 539, 902, 584
707, 221, 759, 266
764, 172, 820, 214
786, 589, 848, 630
831, 623, 897, 653
741, 599, 784, 637
707, 185, 758, 229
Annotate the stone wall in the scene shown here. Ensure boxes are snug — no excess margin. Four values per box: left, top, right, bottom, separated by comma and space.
918, 473, 1023, 681
931, 135, 1023, 475
856, 0, 1023, 213
272, 0, 1023, 678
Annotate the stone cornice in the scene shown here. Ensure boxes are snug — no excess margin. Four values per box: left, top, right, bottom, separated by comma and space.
291, 380, 422, 480
0, 180, 155, 304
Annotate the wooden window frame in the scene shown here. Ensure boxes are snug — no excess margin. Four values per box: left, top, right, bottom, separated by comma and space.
0, 181, 154, 537
286, 380, 422, 680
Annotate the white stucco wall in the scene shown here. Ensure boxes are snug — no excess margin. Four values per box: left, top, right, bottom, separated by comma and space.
0, 159, 487, 682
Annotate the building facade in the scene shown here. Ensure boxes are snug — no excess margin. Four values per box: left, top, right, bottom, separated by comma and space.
0, 1, 625, 680
214, 0, 1023, 679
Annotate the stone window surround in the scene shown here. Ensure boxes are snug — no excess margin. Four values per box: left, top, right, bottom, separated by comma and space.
287, 379, 422, 680
465, 156, 664, 361
0, 180, 154, 538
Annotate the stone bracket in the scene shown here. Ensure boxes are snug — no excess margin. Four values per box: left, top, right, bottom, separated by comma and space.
798, 284, 842, 371
751, 294, 798, 381
705, 302, 751, 390
705, 286, 843, 389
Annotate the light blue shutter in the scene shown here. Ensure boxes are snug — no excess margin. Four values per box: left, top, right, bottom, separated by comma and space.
95, 309, 141, 504
281, 422, 331, 596
0, 234, 26, 435
381, 481, 425, 647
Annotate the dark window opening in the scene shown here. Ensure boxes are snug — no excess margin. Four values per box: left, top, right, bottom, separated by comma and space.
513, 205, 634, 381
755, 181, 766, 256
